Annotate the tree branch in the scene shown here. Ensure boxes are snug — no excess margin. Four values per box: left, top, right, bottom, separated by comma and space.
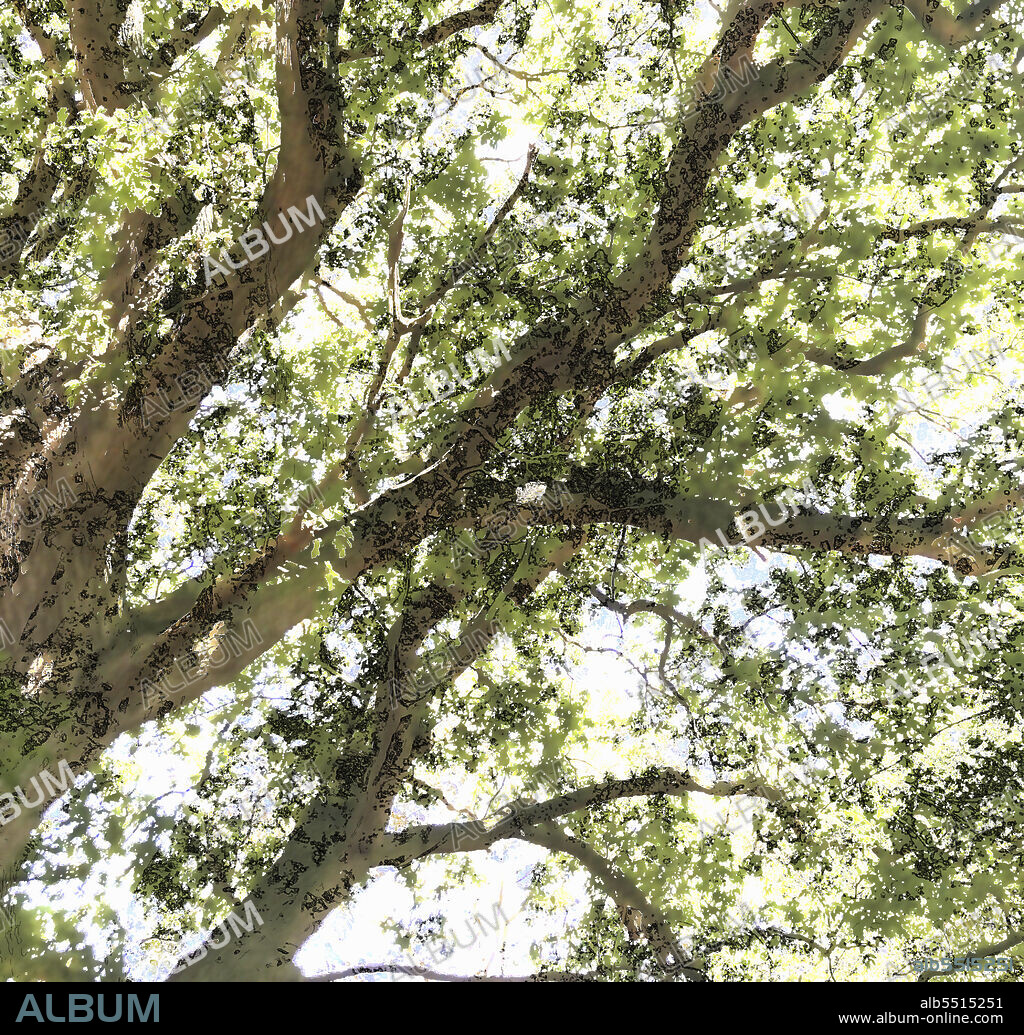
309, 963, 605, 981
336, 0, 504, 63
385, 768, 786, 862
519, 821, 705, 980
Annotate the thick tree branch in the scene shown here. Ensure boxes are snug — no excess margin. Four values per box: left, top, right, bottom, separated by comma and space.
311, 964, 605, 981
336, 0, 503, 63
385, 768, 786, 862
502, 476, 1024, 579
904, 0, 1011, 49
519, 821, 705, 980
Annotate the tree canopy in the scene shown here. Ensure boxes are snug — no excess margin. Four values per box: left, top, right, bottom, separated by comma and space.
1, 0, 1024, 982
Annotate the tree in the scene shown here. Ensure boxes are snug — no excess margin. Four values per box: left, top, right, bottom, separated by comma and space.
1, 0, 1023, 982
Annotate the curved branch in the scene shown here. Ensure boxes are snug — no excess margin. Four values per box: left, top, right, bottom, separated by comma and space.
386, 768, 786, 862
336, 0, 504, 63
519, 821, 704, 981
310, 964, 606, 981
